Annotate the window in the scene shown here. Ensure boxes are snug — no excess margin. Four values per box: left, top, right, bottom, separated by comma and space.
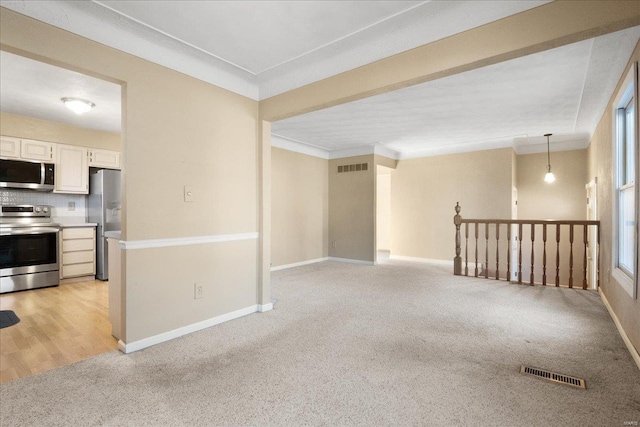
613, 62, 637, 298
617, 96, 635, 276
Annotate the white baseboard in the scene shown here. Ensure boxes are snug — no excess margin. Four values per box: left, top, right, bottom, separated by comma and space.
328, 257, 375, 265
389, 255, 486, 271
271, 257, 328, 271
599, 289, 640, 371
389, 255, 452, 265
257, 302, 273, 312
119, 304, 267, 354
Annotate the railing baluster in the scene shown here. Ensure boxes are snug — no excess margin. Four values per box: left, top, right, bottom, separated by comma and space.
454, 203, 462, 275
542, 224, 547, 286
495, 223, 500, 280
530, 224, 535, 285
451, 218, 600, 290
597, 224, 600, 289
475, 223, 479, 277
583, 224, 588, 290
569, 224, 574, 288
465, 223, 469, 276
518, 223, 523, 284
485, 223, 489, 279
506, 225, 511, 282
556, 224, 560, 287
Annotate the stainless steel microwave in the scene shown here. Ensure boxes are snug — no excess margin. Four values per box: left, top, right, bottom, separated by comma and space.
0, 159, 55, 191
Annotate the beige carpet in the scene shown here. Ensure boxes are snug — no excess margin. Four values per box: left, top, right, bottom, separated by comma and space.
1, 259, 639, 426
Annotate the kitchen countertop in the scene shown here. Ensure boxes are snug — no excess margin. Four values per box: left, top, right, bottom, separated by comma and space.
57, 223, 98, 228
105, 231, 121, 239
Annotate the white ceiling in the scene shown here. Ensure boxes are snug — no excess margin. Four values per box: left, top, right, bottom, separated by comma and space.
272, 26, 640, 158
0, 1, 638, 158
96, 1, 423, 75
1, 0, 549, 100
0, 51, 121, 134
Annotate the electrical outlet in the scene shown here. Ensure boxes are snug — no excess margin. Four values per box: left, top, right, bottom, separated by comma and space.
194, 283, 203, 299
68, 201, 75, 211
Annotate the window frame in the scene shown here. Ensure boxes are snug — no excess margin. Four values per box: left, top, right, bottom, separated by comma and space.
611, 62, 639, 299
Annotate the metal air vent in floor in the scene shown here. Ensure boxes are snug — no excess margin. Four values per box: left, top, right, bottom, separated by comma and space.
520, 365, 586, 389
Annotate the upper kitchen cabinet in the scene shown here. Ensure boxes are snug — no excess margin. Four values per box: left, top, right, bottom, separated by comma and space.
21, 139, 54, 161
0, 136, 20, 158
88, 148, 120, 169
55, 144, 88, 194
0, 136, 53, 161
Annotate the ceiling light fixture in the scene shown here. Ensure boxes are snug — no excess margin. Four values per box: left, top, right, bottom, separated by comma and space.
61, 97, 95, 115
544, 133, 556, 183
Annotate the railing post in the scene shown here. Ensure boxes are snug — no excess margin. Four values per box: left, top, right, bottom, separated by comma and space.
454, 203, 462, 275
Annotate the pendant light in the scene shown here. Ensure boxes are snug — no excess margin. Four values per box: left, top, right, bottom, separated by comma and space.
544, 133, 556, 183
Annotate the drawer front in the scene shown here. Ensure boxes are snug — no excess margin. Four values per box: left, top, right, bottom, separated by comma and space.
63, 262, 95, 278
63, 238, 94, 252
63, 251, 94, 265
63, 227, 95, 240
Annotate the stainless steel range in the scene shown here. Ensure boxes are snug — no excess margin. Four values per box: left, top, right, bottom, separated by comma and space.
0, 205, 60, 293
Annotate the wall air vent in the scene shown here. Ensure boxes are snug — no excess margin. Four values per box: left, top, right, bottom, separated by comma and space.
338, 163, 368, 173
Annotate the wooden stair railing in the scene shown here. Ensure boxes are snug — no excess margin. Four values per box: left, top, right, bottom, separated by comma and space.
453, 203, 600, 290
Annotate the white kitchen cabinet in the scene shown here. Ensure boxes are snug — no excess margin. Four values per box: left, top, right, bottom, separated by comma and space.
21, 138, 54, 161
60, 226, 96, 279
55, 144, 89, 194
88, 148, 120, 169
0, 136, 21, 158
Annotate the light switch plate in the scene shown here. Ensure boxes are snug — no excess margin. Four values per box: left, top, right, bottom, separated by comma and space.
184, 185, 196, 202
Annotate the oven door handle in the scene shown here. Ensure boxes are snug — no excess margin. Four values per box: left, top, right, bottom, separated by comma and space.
0, 227, 60, 235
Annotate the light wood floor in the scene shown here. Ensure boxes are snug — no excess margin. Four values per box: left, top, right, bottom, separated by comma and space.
0, 280, 118, 383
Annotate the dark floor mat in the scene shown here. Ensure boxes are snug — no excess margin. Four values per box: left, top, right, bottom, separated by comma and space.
0, 310, 20, 329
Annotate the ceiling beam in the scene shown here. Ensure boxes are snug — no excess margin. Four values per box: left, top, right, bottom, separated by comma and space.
260, 1, 640, 122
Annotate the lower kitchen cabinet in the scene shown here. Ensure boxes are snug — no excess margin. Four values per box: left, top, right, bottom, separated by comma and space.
60, 226, 96, 279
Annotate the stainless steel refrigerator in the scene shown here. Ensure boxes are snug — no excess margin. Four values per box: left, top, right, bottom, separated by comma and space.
88, 169, 121, 280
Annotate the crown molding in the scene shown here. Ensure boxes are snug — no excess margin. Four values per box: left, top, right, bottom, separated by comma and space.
513, 134, 589, 155
1, 0, 258, 100
271, 134, 330, 159
271, 133, 590, 161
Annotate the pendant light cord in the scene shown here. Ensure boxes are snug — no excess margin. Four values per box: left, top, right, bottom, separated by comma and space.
546, 134, 552, 172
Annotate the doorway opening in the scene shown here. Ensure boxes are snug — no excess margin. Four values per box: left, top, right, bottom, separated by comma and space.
0, 50, 123, 383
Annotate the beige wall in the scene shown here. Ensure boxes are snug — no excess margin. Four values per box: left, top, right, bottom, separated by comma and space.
0, 112, 121, 151
271, 147, 328, 267
1, 8, 260, 343
329, 155, 376, 262
587, 40, 640, 353
376, 171, 392, 251
391, 148, 513, 261
516, 150, 589, 287
517, 150, 588, 220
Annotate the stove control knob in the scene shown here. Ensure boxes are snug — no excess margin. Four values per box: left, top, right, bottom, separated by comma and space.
43, 207, 49, 213
35, 206, 42, 212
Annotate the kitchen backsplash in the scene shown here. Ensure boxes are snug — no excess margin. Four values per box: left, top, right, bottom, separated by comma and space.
0, 189, 87, 221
